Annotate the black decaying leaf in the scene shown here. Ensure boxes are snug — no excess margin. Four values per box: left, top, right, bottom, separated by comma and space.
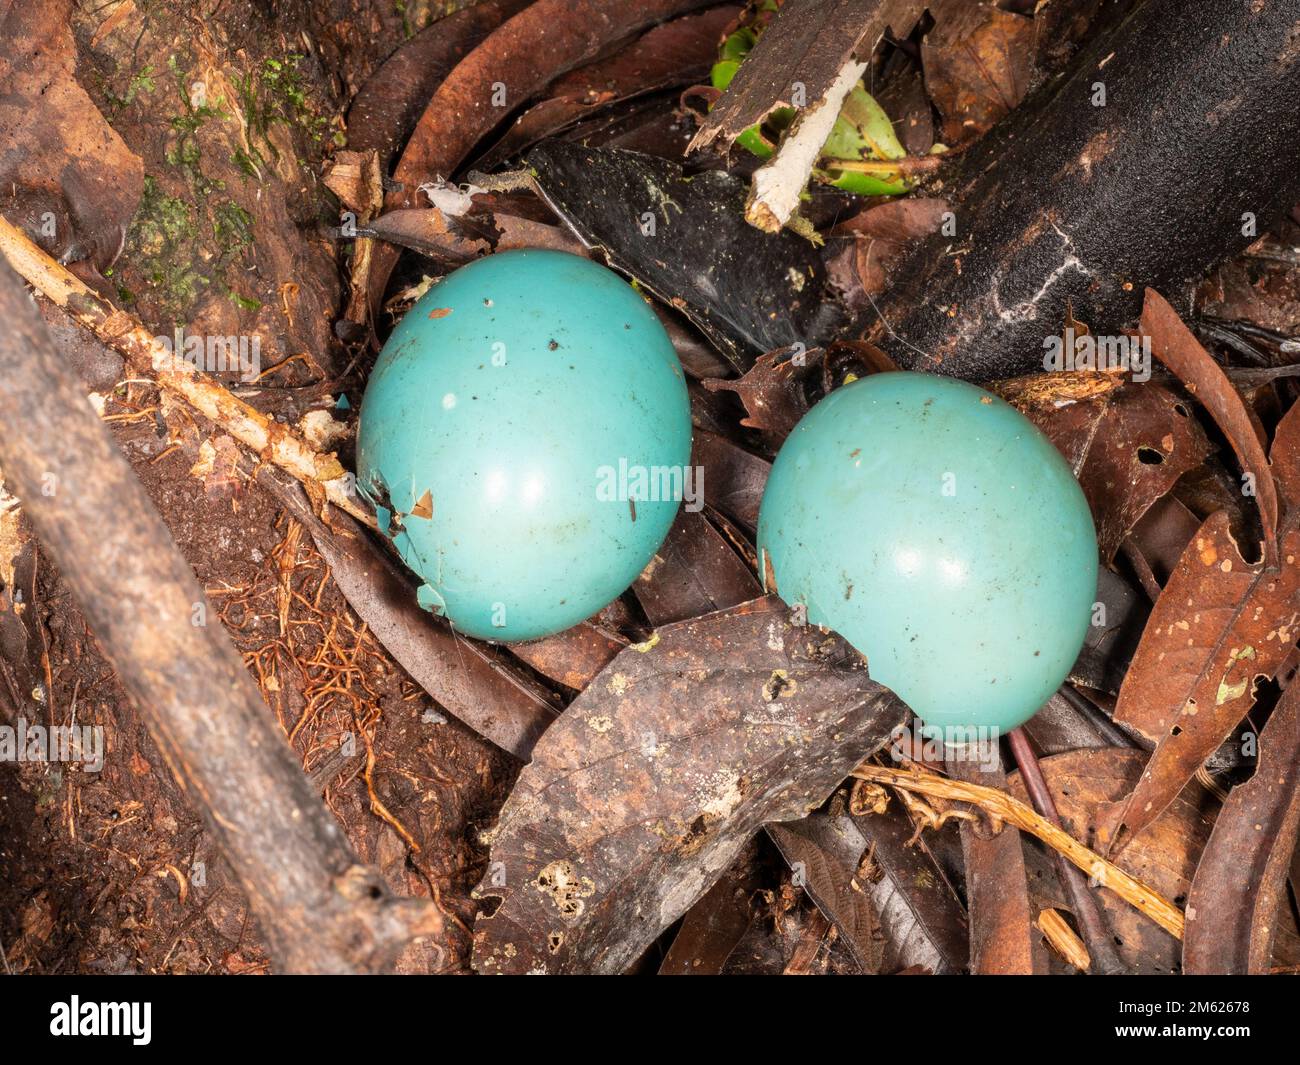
528, 142, 839, 372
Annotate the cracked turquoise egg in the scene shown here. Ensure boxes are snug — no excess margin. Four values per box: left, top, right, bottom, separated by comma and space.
757, 371, 1097, 734
357, 249, 692, 642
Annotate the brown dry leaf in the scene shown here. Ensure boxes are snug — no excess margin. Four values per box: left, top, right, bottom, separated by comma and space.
1142, 288, 1279, 566
701, 345, 821, 442
0, 0, 144, 268
1184, 679, 1300, 973
19, 892, 55, 945
471, 597, 907, 974
364, 208, 490, 263
767, 816, 885, 974
834, 198, 951, 298
659, 839, 765, 974
323, 150, 383, 217
922, 0, 1033, 143
345, 0, 534, 161
1008, 749, 1212, 974
478, 6, 741, 166
188, 435, 243, 500
994, 373, 1212, 562
633, 508, 761, 626
948, 755, 1046, 974
1129, 493, 1203, 587
1100, 511, 1300, 852
508, 623, 626, 691
367, 0, 717, 314
1269, 395, 1300, 518
693, 429, 772, 532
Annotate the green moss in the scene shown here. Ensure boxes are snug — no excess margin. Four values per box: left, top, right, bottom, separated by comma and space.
103, 65, 157, 115
212, 201, 254, 250
125, 176, 207, 319
235, 53, 330, 168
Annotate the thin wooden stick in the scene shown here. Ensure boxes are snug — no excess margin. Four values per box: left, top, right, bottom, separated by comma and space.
852, 762, 1185, 939
0, 215, 374, 528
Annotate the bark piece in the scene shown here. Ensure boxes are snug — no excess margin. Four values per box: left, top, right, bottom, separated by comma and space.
863, 0, 1300, 380
689, 0, 920, 152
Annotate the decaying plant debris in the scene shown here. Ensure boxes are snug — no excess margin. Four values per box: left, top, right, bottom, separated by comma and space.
2, 0, 1300, 978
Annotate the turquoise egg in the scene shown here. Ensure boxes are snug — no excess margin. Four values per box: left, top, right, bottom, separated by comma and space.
357, 249, 692, 641
757, 372, 1097, 734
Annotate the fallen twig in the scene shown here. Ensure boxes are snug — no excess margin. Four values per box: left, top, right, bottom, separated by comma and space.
851, 762, 1185, 940
0, 215, 373, 528
0, 258, 437, 972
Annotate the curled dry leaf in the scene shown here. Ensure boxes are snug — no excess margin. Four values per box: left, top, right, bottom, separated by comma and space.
366, 0, 718, 312
345, 0, 533, 161
362, 208, 490, 263
476, 6, 741, 167
1184, 680, 1300, 974
262, 471, 559, 759
1101, 511, 1300, 852
993, 372, 1212, 562
471, 597, 908, 974
0, 0, 144, 268
1141, 288, 1279, 565
922, 0, 1034, 143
